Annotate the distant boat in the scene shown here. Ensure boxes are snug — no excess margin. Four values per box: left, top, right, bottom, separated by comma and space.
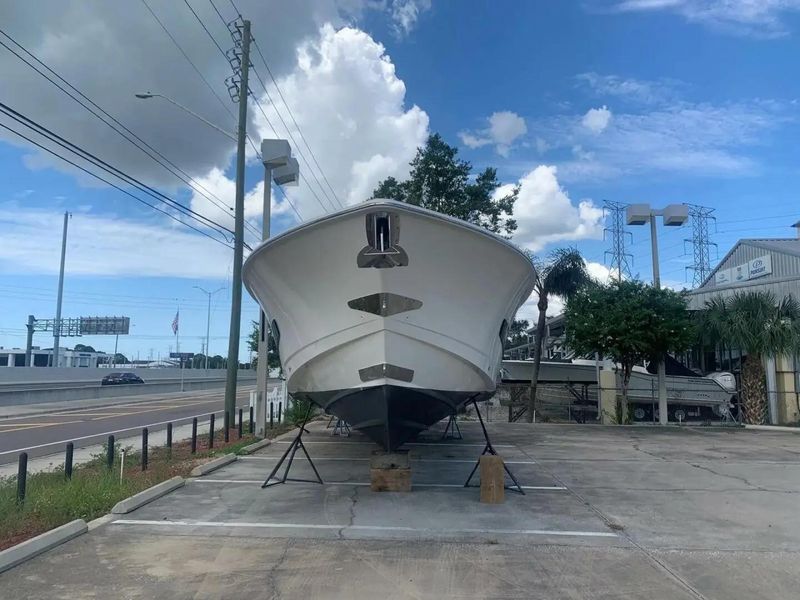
243, 199, 536, 450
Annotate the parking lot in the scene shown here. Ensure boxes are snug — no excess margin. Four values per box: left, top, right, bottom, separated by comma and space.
2, 420, 799, 599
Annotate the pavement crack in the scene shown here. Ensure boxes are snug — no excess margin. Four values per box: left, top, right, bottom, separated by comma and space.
686, 462, 767, 491
265, 539, 292, 600
338, 485, 359, 540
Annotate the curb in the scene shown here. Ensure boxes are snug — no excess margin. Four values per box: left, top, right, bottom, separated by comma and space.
745, 424, 800, 433
111, 476, 185, 514
0, 519, 87, 574
238, 438, 271, 455
190, 454, 238, 477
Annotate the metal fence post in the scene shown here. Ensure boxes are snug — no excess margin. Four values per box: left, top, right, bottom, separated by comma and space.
270, 402, 274, 428
17, 452, 27, 504
166, 422, 173, 449
191, 418, 198, 453
209, 414, 215, 449
141, 427, 148, 471
249, 406, 254, 434
224, 411, 230, 443
278, 401, 282, 424
65, 442, 74, 479
107, 435, 115, 469
238, 408, 243, 438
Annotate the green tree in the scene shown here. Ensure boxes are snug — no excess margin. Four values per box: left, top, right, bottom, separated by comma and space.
504, 319, 530, 349
527, 249, 590, 422
701, 292, 800, 424
247, 320, 281, 371
564, 280, 695, 423
372, 133, 518, 236
73, 344, 96, 352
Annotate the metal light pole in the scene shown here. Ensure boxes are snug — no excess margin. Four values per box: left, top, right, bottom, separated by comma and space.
223, 19, 252, 426
134, 93, 236, 141
255, 141, 299, 435
194, 286, 225, 370
627, 203, 688, 425
52, 211, 71, 368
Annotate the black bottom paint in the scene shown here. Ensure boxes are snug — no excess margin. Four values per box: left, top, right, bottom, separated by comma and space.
298, 385, 491, 451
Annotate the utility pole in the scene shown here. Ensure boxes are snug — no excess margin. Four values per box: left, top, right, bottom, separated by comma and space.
52, 211, 70, 368
224, 19, 251, 425
685, 205, 717, 287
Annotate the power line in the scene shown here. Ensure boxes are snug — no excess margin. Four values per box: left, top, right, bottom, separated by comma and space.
0, 119, 232, 248
0, 28, 256, 238
0, 101, 242, 246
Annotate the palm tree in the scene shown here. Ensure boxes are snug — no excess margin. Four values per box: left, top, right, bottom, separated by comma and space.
526, 248, 590, 422
703, 291, 800, 424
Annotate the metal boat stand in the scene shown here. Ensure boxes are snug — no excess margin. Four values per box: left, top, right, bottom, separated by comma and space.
262, 404, 323, 488
326, 415, 336, 428
464, 399, 525, 495
441, 413, 462, 440
332, 418, 351, 437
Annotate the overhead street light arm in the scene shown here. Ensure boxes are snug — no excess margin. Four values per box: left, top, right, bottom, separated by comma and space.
135, 92, 237, 141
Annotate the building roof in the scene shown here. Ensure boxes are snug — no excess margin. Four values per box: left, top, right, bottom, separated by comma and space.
697, 237, 800, 289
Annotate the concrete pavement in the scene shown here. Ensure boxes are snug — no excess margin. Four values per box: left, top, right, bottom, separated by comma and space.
1, 421, 799, 598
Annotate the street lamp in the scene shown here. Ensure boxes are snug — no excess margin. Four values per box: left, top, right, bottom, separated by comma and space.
627, 203, 689, 425
253, 139, 299, 436
134, 93, 236, 141
193, 286, 226, 370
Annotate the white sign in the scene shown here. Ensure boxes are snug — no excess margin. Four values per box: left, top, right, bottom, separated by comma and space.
715, 254, 772, 286
748, 255, 772, 279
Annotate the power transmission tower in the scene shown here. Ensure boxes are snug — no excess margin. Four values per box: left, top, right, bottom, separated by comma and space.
603, 200, 633, 280
684, 205, 717, 287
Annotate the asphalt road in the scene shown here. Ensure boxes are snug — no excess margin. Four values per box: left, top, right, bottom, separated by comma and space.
0, 387, 255, 465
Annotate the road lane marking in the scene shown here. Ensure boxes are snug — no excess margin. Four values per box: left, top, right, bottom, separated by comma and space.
111, 519, 611, 537
189, 479, 565, 491
0, 405, 248, 457
0, 420, 85, 434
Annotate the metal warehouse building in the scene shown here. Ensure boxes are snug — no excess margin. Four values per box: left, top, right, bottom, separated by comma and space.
687, 229, 800, 424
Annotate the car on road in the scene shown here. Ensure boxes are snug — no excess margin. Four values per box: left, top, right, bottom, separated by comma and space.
100, 372, 145, 386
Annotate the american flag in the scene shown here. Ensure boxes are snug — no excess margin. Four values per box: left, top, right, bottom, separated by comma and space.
171, 311, 179, 335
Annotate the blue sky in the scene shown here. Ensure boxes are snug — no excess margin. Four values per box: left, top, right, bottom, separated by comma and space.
1, 0, 800, 357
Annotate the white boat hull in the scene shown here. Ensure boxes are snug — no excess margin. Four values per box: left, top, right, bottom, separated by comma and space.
244, 200, 536, 449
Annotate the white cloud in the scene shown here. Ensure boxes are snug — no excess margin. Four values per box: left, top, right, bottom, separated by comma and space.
582, 105, 612, 133
248, 25, 429, 220
390, 0, 432, 37
607, 0, 800, 37
459, 111, 527, 156
503, 165, 605, 252
0, 204, 232, 278
576, 72, 680, 106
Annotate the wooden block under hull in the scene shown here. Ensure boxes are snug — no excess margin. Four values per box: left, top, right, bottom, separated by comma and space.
370, 467, 411, 492
479, 455, 505, 504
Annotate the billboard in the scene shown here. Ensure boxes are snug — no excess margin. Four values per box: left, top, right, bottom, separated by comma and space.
79, 316, 130, 335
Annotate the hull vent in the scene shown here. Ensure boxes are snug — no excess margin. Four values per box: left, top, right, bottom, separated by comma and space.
347, 293, 422, 317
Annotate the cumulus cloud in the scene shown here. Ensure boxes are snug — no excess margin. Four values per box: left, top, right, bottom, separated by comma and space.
502, 165, 605, 252
248, 25, 429, 220
390, 0, 432, 37
582, 105, 612, 133
605, 0, 800, 37
459, 111, 527, 156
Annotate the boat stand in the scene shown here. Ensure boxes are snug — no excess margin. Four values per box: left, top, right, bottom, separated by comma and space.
441, 413, 462, 440
332, 418, 351, 437
464, 400, 525, 495
262, 404, 324, 488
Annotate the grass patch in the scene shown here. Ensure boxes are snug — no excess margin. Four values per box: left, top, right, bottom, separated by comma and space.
0, 419, 297, 551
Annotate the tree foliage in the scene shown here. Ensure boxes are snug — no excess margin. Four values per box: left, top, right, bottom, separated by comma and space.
700, 291, 800, 424
504, 319, 530, 349
564, 280, 695, 422
372, 133, 518, 236
247, 320, 281, 370
526, 248, 590, 422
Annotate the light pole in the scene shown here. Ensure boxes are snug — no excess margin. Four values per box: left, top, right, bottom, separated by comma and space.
52, 211, 71, 367
194, 285, 225, 370
254, 140, 299, 435
134, 93, 236, 141
626, 203, 689, 425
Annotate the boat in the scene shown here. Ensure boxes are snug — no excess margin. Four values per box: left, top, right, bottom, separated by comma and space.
243, 199, 536, 450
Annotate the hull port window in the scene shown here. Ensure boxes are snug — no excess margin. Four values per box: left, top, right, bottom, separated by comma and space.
357, 211, 408, 268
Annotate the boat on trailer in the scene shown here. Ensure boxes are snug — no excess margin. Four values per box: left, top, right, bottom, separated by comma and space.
243, 199, 536, 450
